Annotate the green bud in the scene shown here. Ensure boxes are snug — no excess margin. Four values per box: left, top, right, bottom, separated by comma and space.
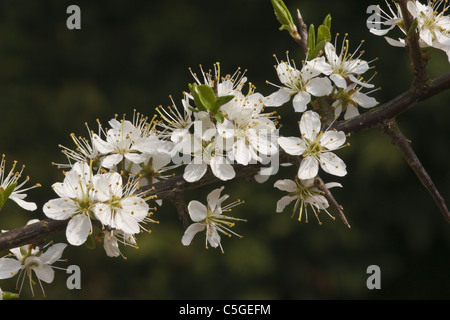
2, 291, 20, 300
270, 0, 299, 40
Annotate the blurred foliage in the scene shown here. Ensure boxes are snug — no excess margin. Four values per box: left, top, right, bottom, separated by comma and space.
1, 0, 450, 300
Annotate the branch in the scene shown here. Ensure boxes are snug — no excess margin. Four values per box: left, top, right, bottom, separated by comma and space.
381, 119, 450, 223
0, 152, 291, 252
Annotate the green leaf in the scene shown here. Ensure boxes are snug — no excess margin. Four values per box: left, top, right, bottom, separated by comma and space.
317, 25, 331, 43
0, 182, 17, 209
307, 24, 316, 59
196, 84, 217, 112
309, 39, 327, 59
322, 14, 332, 30
214, 112, 225, 124
188, 83, 206, 112
214, 95, 234, 110
271, 0, 294, 30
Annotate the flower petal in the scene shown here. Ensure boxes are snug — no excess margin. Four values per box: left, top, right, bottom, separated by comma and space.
265, 88, 291, 107
298, 156, 319, 180
278, 137, 306, 156
320, 130, 346, 150
39, 243, 67, 265
43, 198, 78, 220
66, 214, 91, 246
181, 223, 206, 246
187, 200, 208, 222
183, 163, 207, 183
274, 179, 297, 192
0, 258, 21, 279
300, 111, 322, 141
292, 91, 311, 113
319, 152, 347, 177
305, 77, 332, 96
276, 195, 297, 213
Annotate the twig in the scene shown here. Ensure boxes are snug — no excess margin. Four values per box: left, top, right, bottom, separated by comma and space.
396, 0, 430, 88
314, 176, 351, 228
381, 119, 450, 223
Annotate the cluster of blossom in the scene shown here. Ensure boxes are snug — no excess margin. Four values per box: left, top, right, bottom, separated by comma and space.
262, 33, 379, 223
157, 64, 280, 183
370, 0, 450, 61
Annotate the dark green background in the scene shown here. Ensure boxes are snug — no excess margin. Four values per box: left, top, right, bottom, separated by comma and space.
1, 0, 450, 300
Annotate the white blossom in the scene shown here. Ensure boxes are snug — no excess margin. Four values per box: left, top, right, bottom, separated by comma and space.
308, 40, 375, 89
332, 83, 379, 120
0, 221, 67, 297
217, 88, 279, 166
181, 186, 246, 253
274, 178, 342, 224
371, 0, 450, 61
92, 171, 155, 235
278, 111, 347, 179
43, 161, 96, 246
265, 54, 333, 112
0, 154, 40, 211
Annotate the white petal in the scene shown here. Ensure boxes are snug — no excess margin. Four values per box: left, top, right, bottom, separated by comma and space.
329, 74, 348, 89
210, 157, 235, 181
324, 42, 341, 67
183, 162, 207, 182
385, 36, 406, 47
187, 200, 208, 222
207, 186, 228, 212
92, 134, 114, 154
9, 195, 37, 211
124, 152, 147, 164
40, 243, 67, 265
43, 198, 78, 220
206, 227, 221, 248
32, 264, 54, 284
307, 56, 333, 75
278, 137, 306, 156
325, 182, 343, 189
276, 195, 297, 213
348, 74, 375, 88
216, 118, 235, 139
0, 258, 21, 279
305, 77, 332, 96
344, 105, 361, 120
320, 130, 346, 150
93, 202, 113, 227
100, 154, 123, 169
274, 179, 297, 192
234, 138, 251, 165
370, 24, 396, 36
300, 111, 322, 141
66, 214, 91, 246
292, 91, 311, 113
352, 91, 378, 108
298, 156, 319, 180
114, 210, 140, 235
319, 152, 347, 177
181, 223, 206, 246
264, 88, 291, 107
